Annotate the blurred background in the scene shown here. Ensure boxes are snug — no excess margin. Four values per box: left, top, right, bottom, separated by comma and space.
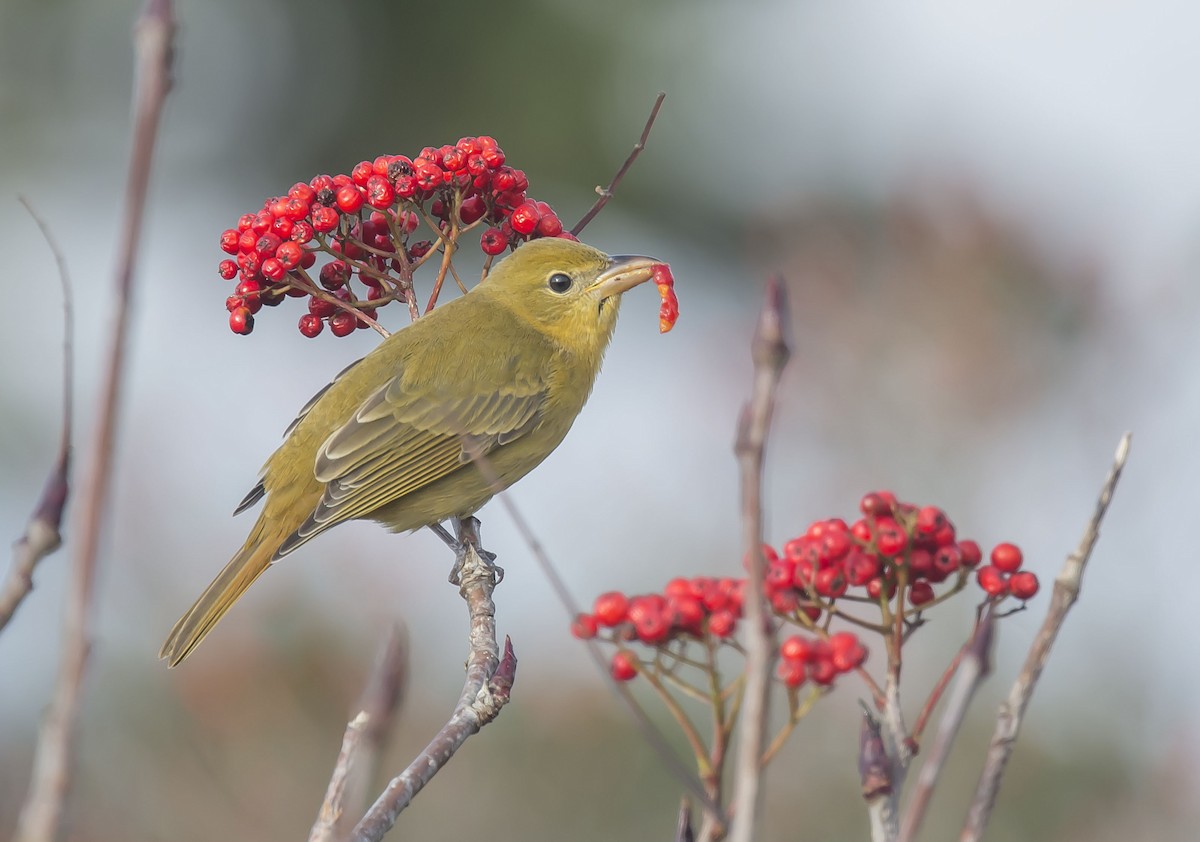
2, 0, 1196, 839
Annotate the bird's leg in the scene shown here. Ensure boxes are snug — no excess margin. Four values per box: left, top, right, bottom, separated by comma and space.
428, 521, 461, 553
448, 516, 503, 587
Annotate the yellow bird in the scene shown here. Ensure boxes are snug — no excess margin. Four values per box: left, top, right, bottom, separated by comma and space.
160, 238, 661, 666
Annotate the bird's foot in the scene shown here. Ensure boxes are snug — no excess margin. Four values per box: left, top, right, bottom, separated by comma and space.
447, 517, 503, 587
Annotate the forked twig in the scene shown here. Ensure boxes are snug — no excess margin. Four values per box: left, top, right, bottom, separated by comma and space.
0, 198, 74, 634
350, 518, 514, 842
960, 432, 1131, 841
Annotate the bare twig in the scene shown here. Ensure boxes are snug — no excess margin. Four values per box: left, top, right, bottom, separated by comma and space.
570, 92, 666, 236
14, 5, 175, 841
310, 711, 370, 842
898, 613, 994, 842
310, 627, 408, 842
0, 198, 74, 634
728, 276, 791, 842
351, 518, 513, 841
463, 444, 721, 817
960, 432, 1131, 841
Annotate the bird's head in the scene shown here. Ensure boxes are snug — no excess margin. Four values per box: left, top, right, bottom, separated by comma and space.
481, 237, 660, 353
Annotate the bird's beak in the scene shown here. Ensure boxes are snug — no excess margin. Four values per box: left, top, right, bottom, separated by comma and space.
589, 254, 661, 299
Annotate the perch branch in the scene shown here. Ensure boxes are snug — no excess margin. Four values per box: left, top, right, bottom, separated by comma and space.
0, 197, 74, 634
960, 432, 1131, 841
14, 4, 175, 841
351, 518, 514, 842
728, 276, 791, 842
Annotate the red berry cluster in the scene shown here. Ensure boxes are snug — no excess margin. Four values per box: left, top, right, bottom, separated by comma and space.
777, 631, 867, 688
216, 136, 574, 337
572, 578, 746, 648
975, 542, 1039, 600
764, 490, 1037, 618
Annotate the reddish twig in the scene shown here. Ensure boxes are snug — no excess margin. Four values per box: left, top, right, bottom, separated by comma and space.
960, 432, 1131, 842
0, 198, 74, 635
911, 643, 967, 745
897, 612, 995, 842
311, 627, 408, 842
570, 92, 666, 236
351, 518, 513, 841
13, 5, 175, 841
728, 276, 791, 842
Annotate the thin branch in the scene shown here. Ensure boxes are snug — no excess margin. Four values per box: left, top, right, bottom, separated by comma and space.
310, 711, 369, 842
897, 612, 994, 842
675, 798, 695, 842
570, 92, 666, 236
309, 627, 408, 842
14, 5, 175, 841
960, 432, 1131, 842
351, 518, 513, 841
0, 198, 74, 634
462, 443, 721, 816
728, 275, 792, 842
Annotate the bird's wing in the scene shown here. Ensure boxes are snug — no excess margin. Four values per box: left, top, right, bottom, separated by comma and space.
275, 371, 547, 557
233, 356, 365, 516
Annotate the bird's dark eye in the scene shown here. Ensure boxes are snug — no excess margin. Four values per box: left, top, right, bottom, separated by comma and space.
548, 272, 573, 293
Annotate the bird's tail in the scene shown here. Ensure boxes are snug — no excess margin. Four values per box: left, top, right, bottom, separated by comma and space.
159, 516, 285, 667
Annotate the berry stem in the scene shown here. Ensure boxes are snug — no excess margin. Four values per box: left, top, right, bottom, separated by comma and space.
638, 666, 714, 778
759, 686, 822, 768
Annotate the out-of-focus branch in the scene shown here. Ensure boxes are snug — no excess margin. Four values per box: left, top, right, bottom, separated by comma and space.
351, 518, 514, 842
897, 613, 994, 842
310, 627, 408, 842
674, 798, 695, 842
0, 198, 74, 635
728, 276, 791, 842
960, 432, 1131, 842
570, 92, 665, 236
14, 4, 175, 841
860, 708, 896, 842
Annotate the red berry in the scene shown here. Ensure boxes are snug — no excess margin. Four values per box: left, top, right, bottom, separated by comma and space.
874, 517, 907, 556
319, 261, 349, 290
536, 213, 563, 237
261, 258, 285, 282
217, 259, 238, 280
480, 227, 507, 256
809, 658, 838, 686
958, 540, 984, 568
219, 228, 240, 255
329, 310, 356, 337
509, 201, 541, 235
308, 295, 337, 318
708, 609, 737, 638
351, 161, 374, 186
991, 542, 1023, 573
593, 591, 629, 627
275, 240, 303, 270
365, 175, 394, 209
860, 491, 895, 517
459, 195, 487, 225
610, 651, 638, 682
908, 581, 935, 606
780, 635, 814, 663
571, 613, 599, 640
931, 545, 961, 577
312, 205, 340, 232
229, 306, 254, 335
777, 658, 807, 687
915, 506, 948, 536
254, 233, 282, 258
335, 185, 365, 214
814, 566, 847, 598
976, 565, 1009, 597
1009, 571, 1039, 600
298, 313, 323, 338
